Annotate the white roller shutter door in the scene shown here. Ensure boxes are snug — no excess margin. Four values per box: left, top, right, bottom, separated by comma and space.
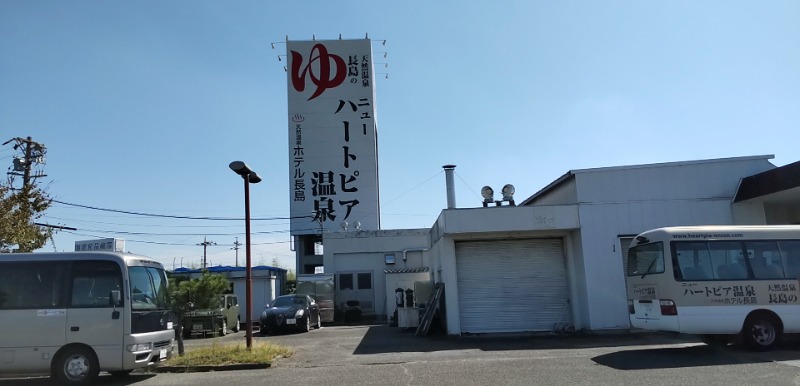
456, 239, 570, 333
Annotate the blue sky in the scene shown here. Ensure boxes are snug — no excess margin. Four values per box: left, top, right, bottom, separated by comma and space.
1, 1, 798, 270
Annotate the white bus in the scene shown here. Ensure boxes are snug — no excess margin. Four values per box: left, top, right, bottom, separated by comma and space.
0, 252, 174, 384
627, 225, 800, 351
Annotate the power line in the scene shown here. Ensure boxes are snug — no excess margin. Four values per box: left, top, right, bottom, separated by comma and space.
51, 199, 311, 221
51, 227, 289, 237
60, 230, 292, 247
43, 215, 263, 228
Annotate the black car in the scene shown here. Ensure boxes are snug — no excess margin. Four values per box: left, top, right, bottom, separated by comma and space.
260, 294, 321, 335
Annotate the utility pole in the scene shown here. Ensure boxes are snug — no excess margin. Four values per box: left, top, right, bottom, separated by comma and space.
3, 137, 47, 190
231, 237, 243, 267
198, 236, 216, 269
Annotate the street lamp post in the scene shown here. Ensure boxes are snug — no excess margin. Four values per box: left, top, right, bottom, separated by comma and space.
229, 161, 262, 350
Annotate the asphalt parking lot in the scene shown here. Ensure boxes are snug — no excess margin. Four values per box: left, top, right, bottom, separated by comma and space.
6, 323, 800, 385
181, 323, 800, 384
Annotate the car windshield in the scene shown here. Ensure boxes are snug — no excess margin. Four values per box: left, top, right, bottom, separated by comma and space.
272, 296, 304, 307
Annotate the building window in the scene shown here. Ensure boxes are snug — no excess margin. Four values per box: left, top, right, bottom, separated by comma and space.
357, 273, 372, 290
384, 254, 395, 265
339, 273, 353, 290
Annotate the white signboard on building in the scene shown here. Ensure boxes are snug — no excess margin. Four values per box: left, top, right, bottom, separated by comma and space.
287, 38, 380, 236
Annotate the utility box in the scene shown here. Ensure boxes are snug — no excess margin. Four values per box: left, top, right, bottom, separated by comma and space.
397, 308, 419, 329
296, 274, 335, 323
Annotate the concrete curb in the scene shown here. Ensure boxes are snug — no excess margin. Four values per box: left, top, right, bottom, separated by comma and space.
153, 362, 270, 373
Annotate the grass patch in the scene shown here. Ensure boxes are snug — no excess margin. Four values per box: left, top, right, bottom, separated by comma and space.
165, 342, 293, 366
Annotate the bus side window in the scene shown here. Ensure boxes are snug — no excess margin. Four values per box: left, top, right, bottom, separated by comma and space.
747, 241, 786, 279
674, 242, 712, 281
71, 261, 122, 308
779, 241, 800, 279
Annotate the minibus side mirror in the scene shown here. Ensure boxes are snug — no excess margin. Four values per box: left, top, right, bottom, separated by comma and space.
110, 290, 121, 320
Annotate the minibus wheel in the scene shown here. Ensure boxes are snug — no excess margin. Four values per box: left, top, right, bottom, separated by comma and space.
52, 346, 99, 385
743, 313, 781, 351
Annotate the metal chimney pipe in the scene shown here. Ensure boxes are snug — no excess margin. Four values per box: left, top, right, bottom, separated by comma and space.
443, 164, 456, 209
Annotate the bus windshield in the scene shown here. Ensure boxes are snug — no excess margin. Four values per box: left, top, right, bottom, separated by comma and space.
128, 266, 170, 310
626, 242, 664, 277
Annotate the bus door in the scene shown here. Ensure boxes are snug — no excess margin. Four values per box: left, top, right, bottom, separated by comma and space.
66, 261, 125, 367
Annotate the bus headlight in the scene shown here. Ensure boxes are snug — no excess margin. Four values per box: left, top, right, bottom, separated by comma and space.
127, 343, 153, 352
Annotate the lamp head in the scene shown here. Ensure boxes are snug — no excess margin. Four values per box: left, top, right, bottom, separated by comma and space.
229, 161, 251, 176
230, 161, 261, 183
501, 184, 515, 201
481, 186, 494, 202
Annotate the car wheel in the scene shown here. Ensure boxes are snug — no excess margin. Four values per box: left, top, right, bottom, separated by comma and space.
315, 313, 322, 329
52, 346, 99, 386
232, 318, 240, 333
743, 313, 781, 351
303, 315, 311, 333
220, 319, 228, 336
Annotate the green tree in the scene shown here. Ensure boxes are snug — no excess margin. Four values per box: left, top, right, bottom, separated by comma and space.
168, 271, 231, 356
0, 182, 53, 253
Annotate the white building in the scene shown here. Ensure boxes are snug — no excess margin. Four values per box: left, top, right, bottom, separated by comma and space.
318, 155, 800, 335
171, 266, 287, 326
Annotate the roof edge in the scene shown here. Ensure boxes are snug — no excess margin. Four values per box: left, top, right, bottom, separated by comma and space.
569, 154, 774, 175
519, 171, 575, 206
520, 155, 775, 206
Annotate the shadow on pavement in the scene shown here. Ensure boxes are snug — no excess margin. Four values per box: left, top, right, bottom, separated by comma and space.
592, 345, 752, 370
0, 373, 157, 386
593, 334, 800, 370
353, 324, 700, 355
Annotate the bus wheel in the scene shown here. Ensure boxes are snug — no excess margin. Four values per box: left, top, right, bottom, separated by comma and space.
743, 314, 781, 351
53, 346, 99, 385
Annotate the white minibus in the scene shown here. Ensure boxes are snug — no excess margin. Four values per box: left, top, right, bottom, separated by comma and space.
627, 225, 800, 351
0, 252, 174, 384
